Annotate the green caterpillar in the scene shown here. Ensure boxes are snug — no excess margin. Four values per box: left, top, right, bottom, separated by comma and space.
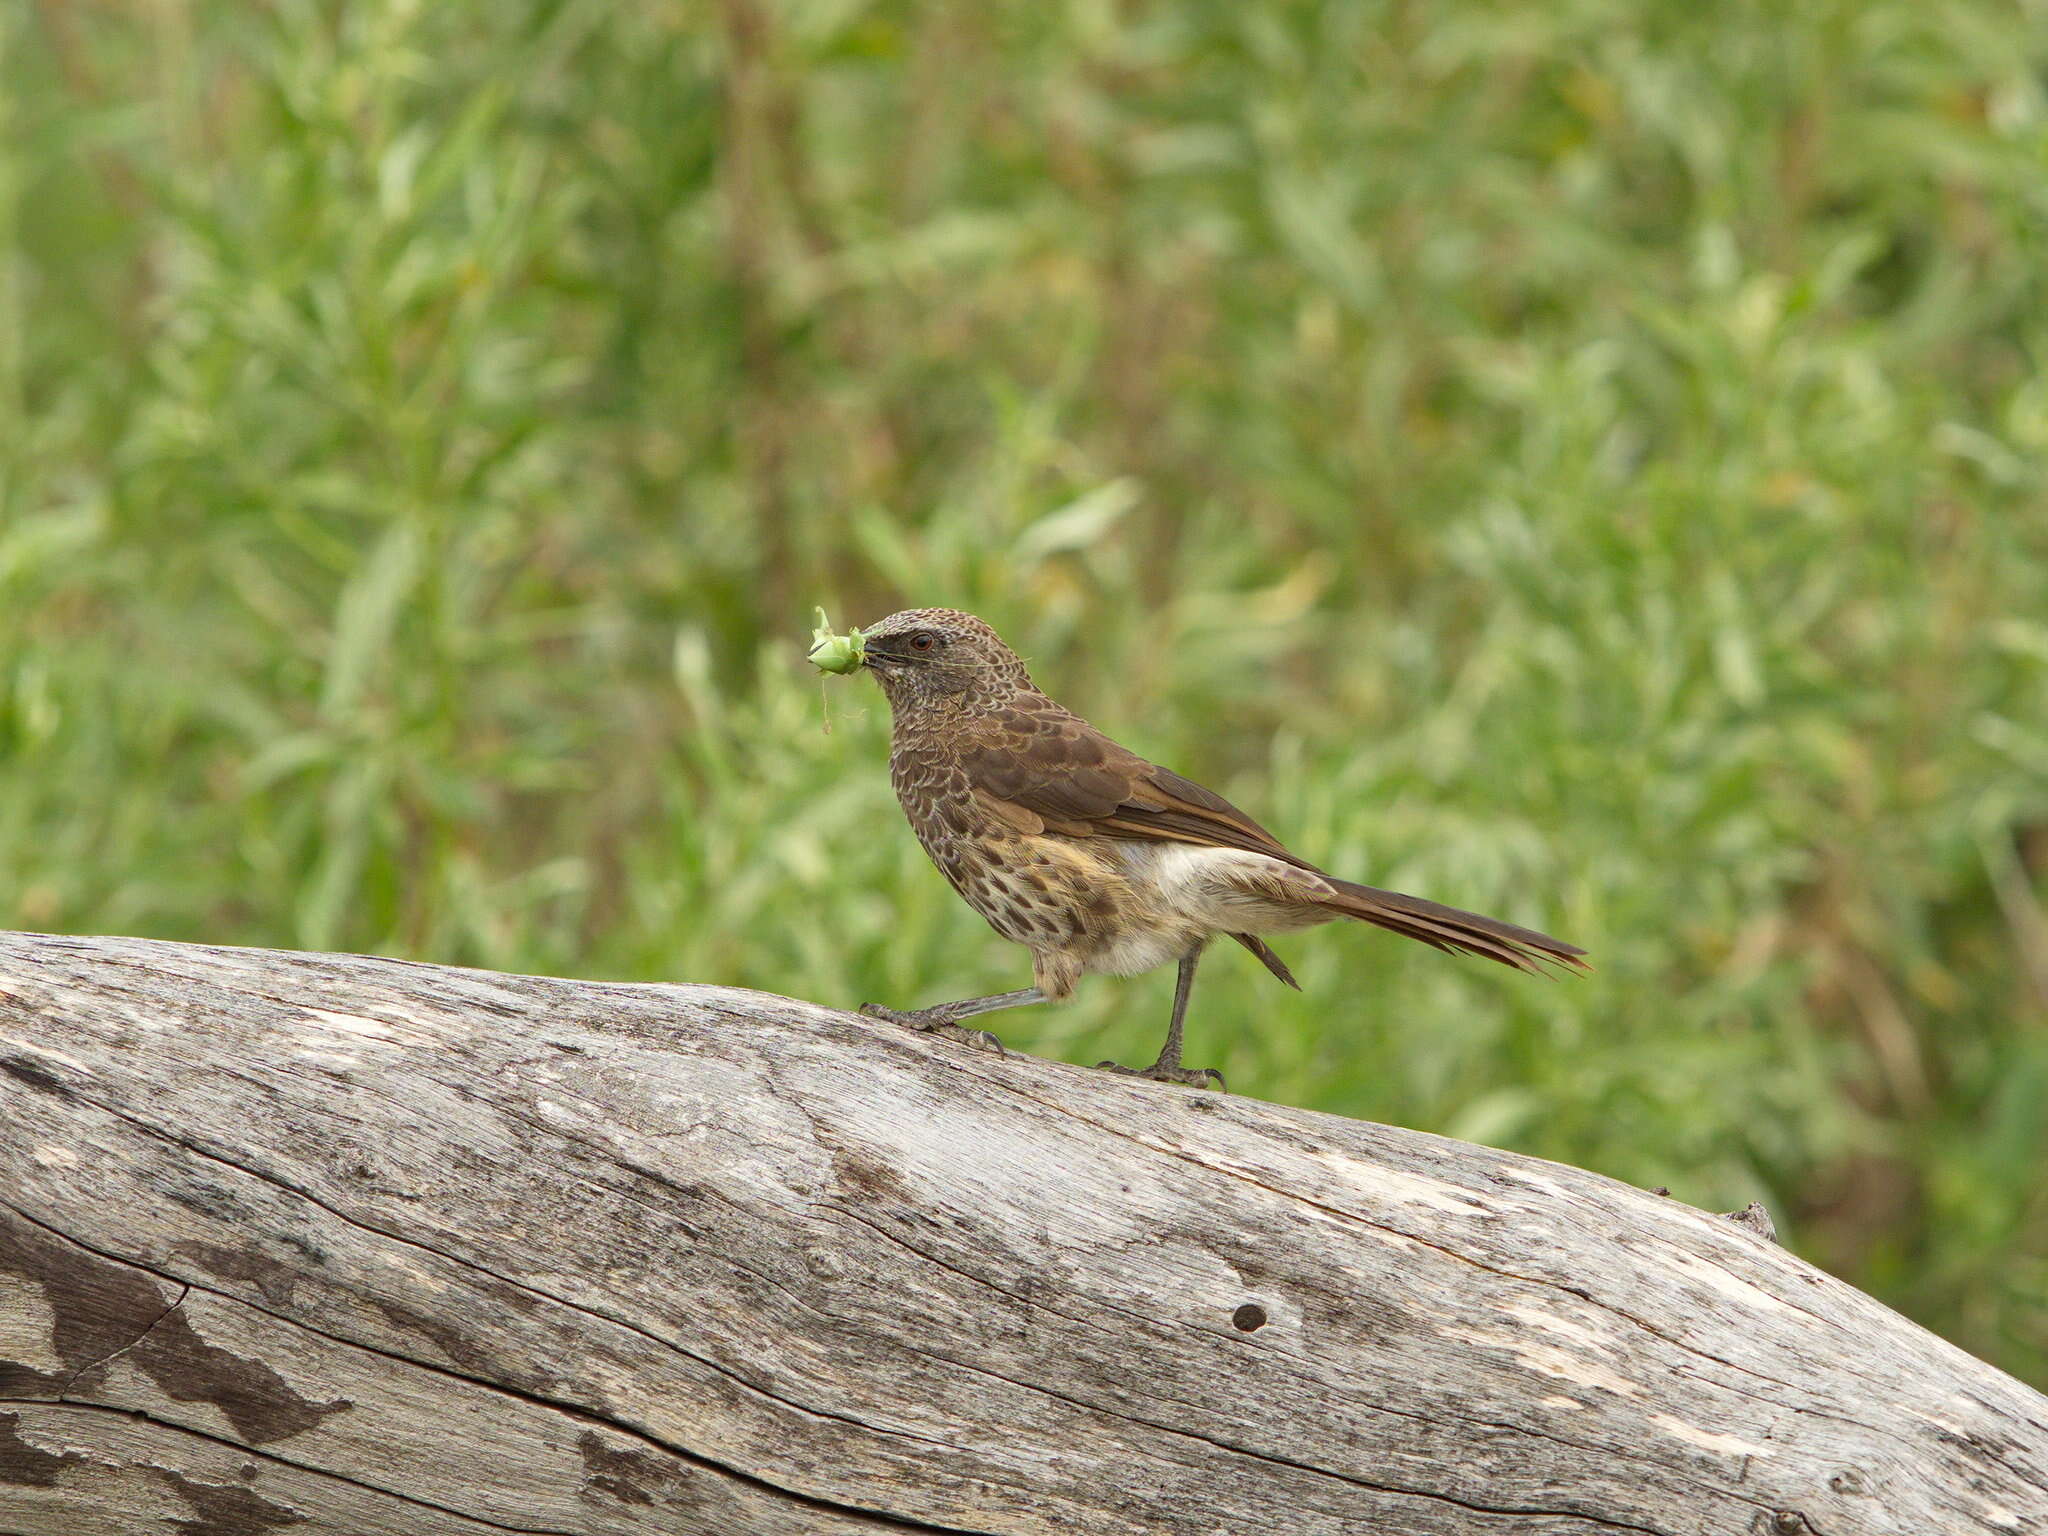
808, 608, 865, 675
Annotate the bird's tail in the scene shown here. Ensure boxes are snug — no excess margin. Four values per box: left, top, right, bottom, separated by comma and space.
1318, 878, 1589, 975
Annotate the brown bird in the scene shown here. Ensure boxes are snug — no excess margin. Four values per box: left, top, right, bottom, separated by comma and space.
838, 608, 1587, 1088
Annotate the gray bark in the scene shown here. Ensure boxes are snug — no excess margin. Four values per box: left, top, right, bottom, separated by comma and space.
0, 930, 2042, 1536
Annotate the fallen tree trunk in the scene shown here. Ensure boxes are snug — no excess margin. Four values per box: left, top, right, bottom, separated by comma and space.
0, 932, 2042, 1536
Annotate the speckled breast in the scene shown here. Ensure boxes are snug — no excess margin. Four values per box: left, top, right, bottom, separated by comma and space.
888, 744, 1092, 951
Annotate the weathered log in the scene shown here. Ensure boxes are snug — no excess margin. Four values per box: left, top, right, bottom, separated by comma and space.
0, 931, 2042, 1536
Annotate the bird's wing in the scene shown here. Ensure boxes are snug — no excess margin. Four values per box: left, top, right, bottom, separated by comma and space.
958, 696, 1310, 865
957, 694, 1590, 975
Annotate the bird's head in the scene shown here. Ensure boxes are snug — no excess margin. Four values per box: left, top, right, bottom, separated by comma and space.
851, 608, 1035, 709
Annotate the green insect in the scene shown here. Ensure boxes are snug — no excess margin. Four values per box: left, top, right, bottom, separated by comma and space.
808, 608, 865, 675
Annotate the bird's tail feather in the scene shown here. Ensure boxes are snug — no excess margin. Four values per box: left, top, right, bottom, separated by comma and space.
1230, 931, 1302, 989
1318, 878, 1589, 975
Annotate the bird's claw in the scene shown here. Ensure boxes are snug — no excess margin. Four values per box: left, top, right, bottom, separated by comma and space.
1095, 1060, 1227, 1092
859, 1004, 1006, 1056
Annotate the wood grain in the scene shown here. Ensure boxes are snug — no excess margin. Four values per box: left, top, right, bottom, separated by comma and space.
0, 931, 2042, 1535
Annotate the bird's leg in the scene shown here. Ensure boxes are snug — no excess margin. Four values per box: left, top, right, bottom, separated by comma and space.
858, 988, 1045, 1055
1096, 944, 1225, 1090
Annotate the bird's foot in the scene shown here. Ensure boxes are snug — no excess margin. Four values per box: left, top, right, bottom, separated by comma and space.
1094, 1059, 1227, 1092
858, 1004, 1006, 1056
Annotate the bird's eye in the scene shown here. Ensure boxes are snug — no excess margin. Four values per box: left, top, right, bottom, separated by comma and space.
908, 631, 938, 652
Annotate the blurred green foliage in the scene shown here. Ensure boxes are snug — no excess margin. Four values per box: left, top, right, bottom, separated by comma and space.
4, 0, 2047, 1382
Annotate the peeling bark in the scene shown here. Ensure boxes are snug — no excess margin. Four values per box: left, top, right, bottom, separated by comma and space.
0, 931, 2042, 1535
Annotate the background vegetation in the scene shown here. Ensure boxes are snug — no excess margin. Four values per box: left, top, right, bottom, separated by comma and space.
5, 0, 2046, 1383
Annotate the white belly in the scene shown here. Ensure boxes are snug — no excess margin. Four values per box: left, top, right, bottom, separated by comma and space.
1084, 841, 1330, 977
